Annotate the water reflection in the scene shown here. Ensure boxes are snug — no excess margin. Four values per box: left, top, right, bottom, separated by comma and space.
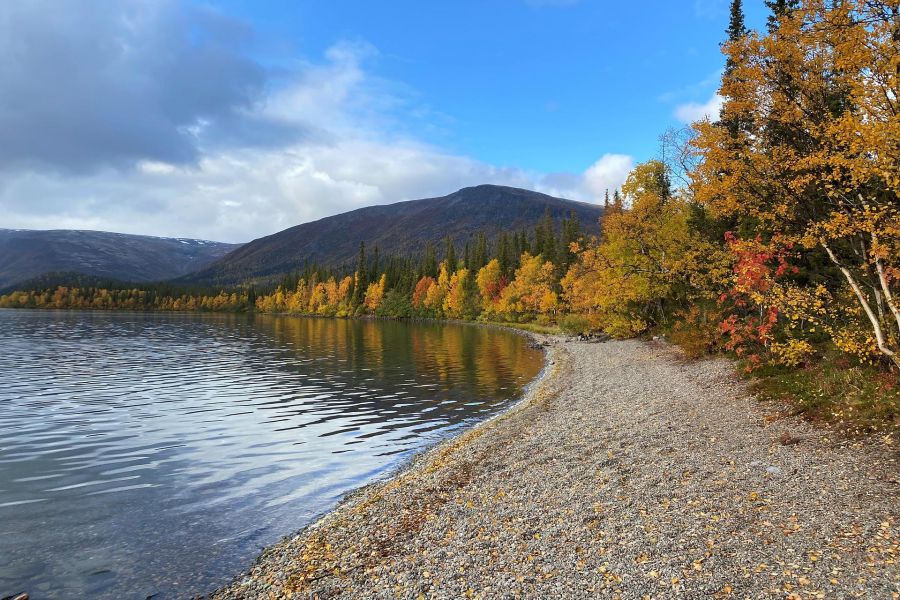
0, 310, 543, 599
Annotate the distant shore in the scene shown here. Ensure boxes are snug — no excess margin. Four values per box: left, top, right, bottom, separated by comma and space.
210, 336, 899, 599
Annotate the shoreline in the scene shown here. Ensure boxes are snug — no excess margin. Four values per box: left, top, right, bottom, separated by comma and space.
208, 331, 561, 599
210, 336, 898, 599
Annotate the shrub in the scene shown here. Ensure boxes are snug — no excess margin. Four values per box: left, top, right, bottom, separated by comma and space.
558, 314, 592, 335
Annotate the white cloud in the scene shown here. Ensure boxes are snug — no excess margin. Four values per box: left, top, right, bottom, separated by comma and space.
0, 6, 634, 244
581, 154, 635, 197
674, 93, 723, 123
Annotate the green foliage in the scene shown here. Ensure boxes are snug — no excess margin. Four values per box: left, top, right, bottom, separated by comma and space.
558, 314, 591, 336
375, 289, 413, 318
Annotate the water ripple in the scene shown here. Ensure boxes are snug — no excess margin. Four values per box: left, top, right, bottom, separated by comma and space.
0, 310, 542, 599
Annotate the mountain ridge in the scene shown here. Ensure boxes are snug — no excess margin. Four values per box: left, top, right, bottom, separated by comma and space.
0, 229, 240, 292
185, 184, 604, 286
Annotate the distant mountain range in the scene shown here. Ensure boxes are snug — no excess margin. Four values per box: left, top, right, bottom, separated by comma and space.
0, 229, 240, 292
1, 185, 603, 292
185, 185, 603, 286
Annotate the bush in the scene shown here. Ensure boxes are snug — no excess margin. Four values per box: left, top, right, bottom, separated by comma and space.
558, 314, 592, 335
375, 289, 413, 318
667, 306, 723, 359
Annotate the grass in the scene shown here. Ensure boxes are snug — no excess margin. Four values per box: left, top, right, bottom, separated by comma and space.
479, 320, 562, 335
743, 350, 899, 438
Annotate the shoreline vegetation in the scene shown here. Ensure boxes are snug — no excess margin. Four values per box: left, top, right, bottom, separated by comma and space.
2, 3, 898, 436
209, 334, 899, 599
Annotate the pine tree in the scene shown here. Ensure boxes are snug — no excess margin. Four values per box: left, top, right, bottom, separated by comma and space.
560, 210, 582, 274
722, 0, 749, 138
519, 229, 531, 256
445, 236, 457, 270
724, 0, 747, 77
351, 241, 367, 306
540, 209, 557, 265
371, 246, 380, 280
474, 232, 488, 270
764, 0, 798, 33
423, 243, 437, 278
497, 232, 511, 277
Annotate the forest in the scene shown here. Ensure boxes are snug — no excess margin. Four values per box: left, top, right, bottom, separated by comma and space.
1, 0, 896, 428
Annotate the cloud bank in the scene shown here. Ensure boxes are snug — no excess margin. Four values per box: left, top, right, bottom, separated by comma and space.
0, 0, 632, 242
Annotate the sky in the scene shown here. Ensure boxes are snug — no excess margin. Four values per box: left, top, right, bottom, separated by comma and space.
0, 0, 770, 243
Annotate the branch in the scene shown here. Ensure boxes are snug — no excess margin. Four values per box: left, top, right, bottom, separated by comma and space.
821, 238, 898, 366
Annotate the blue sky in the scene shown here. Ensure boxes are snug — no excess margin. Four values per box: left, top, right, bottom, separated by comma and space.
0, 0, 770, 242
215, 0, 769, 173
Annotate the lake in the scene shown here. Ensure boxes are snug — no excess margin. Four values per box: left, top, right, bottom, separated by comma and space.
0, 310, 543, 599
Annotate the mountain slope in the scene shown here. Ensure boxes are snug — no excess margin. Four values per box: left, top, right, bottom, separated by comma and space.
0, 229, 240, 292
187, 185, 604, 286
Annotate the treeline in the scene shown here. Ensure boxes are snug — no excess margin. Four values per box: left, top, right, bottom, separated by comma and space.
0, 284, 252, 312
2, 1, 896, 385
247, 209, 584, 321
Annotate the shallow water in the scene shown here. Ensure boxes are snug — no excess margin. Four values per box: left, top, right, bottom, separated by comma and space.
0, 310, 543, 599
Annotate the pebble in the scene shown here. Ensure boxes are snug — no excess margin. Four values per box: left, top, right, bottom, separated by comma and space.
210, 337, 900, 599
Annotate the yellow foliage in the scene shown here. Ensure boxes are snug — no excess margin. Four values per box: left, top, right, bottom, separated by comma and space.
364, 274, 387, 311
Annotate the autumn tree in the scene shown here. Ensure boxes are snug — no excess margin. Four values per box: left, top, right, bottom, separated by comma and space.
496, 252, 558, 321
563, 161, 728, 337
443, 268, 479, 319
691, 0, 900, 367
475, 258, 506, 314
364, 273, 387, 312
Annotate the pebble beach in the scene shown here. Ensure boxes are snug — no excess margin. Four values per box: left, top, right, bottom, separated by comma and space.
211, 336, 899, 599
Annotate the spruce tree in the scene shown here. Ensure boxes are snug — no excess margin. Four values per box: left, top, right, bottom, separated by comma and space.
445, 236, 457, 271
423, 243, 437, 278
474, 232, 488, 270
725, 0, 747, 76
351, 241, 367, 305
371, 245, 380, 280
765, 0, 798, 33
497, 232, 511, 277
519, 229, 530, 255
723, 0, 749, 137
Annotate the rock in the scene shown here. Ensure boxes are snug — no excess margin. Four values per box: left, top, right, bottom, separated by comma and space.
766, 466, 782, 475
779, 431, 803, 446
1, 593, 29, 600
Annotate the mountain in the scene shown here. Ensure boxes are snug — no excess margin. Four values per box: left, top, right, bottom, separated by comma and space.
0, 229, 241, 292
186, 185, 604, 286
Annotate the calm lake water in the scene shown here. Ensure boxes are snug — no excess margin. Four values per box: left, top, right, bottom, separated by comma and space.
0, 310, 543, 599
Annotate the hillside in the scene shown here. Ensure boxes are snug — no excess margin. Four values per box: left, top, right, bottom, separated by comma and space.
0, 229, 240, 292
186, 185, 603, 286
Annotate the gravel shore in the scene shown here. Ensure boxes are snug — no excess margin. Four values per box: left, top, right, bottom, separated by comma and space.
211, 337, 899, 599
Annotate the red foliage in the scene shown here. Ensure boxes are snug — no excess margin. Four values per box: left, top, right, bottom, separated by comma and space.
718, 233, 795, 370
411, 276, 436, 308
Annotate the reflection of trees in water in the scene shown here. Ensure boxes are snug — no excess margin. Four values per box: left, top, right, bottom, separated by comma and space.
254, 316, 541, 405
